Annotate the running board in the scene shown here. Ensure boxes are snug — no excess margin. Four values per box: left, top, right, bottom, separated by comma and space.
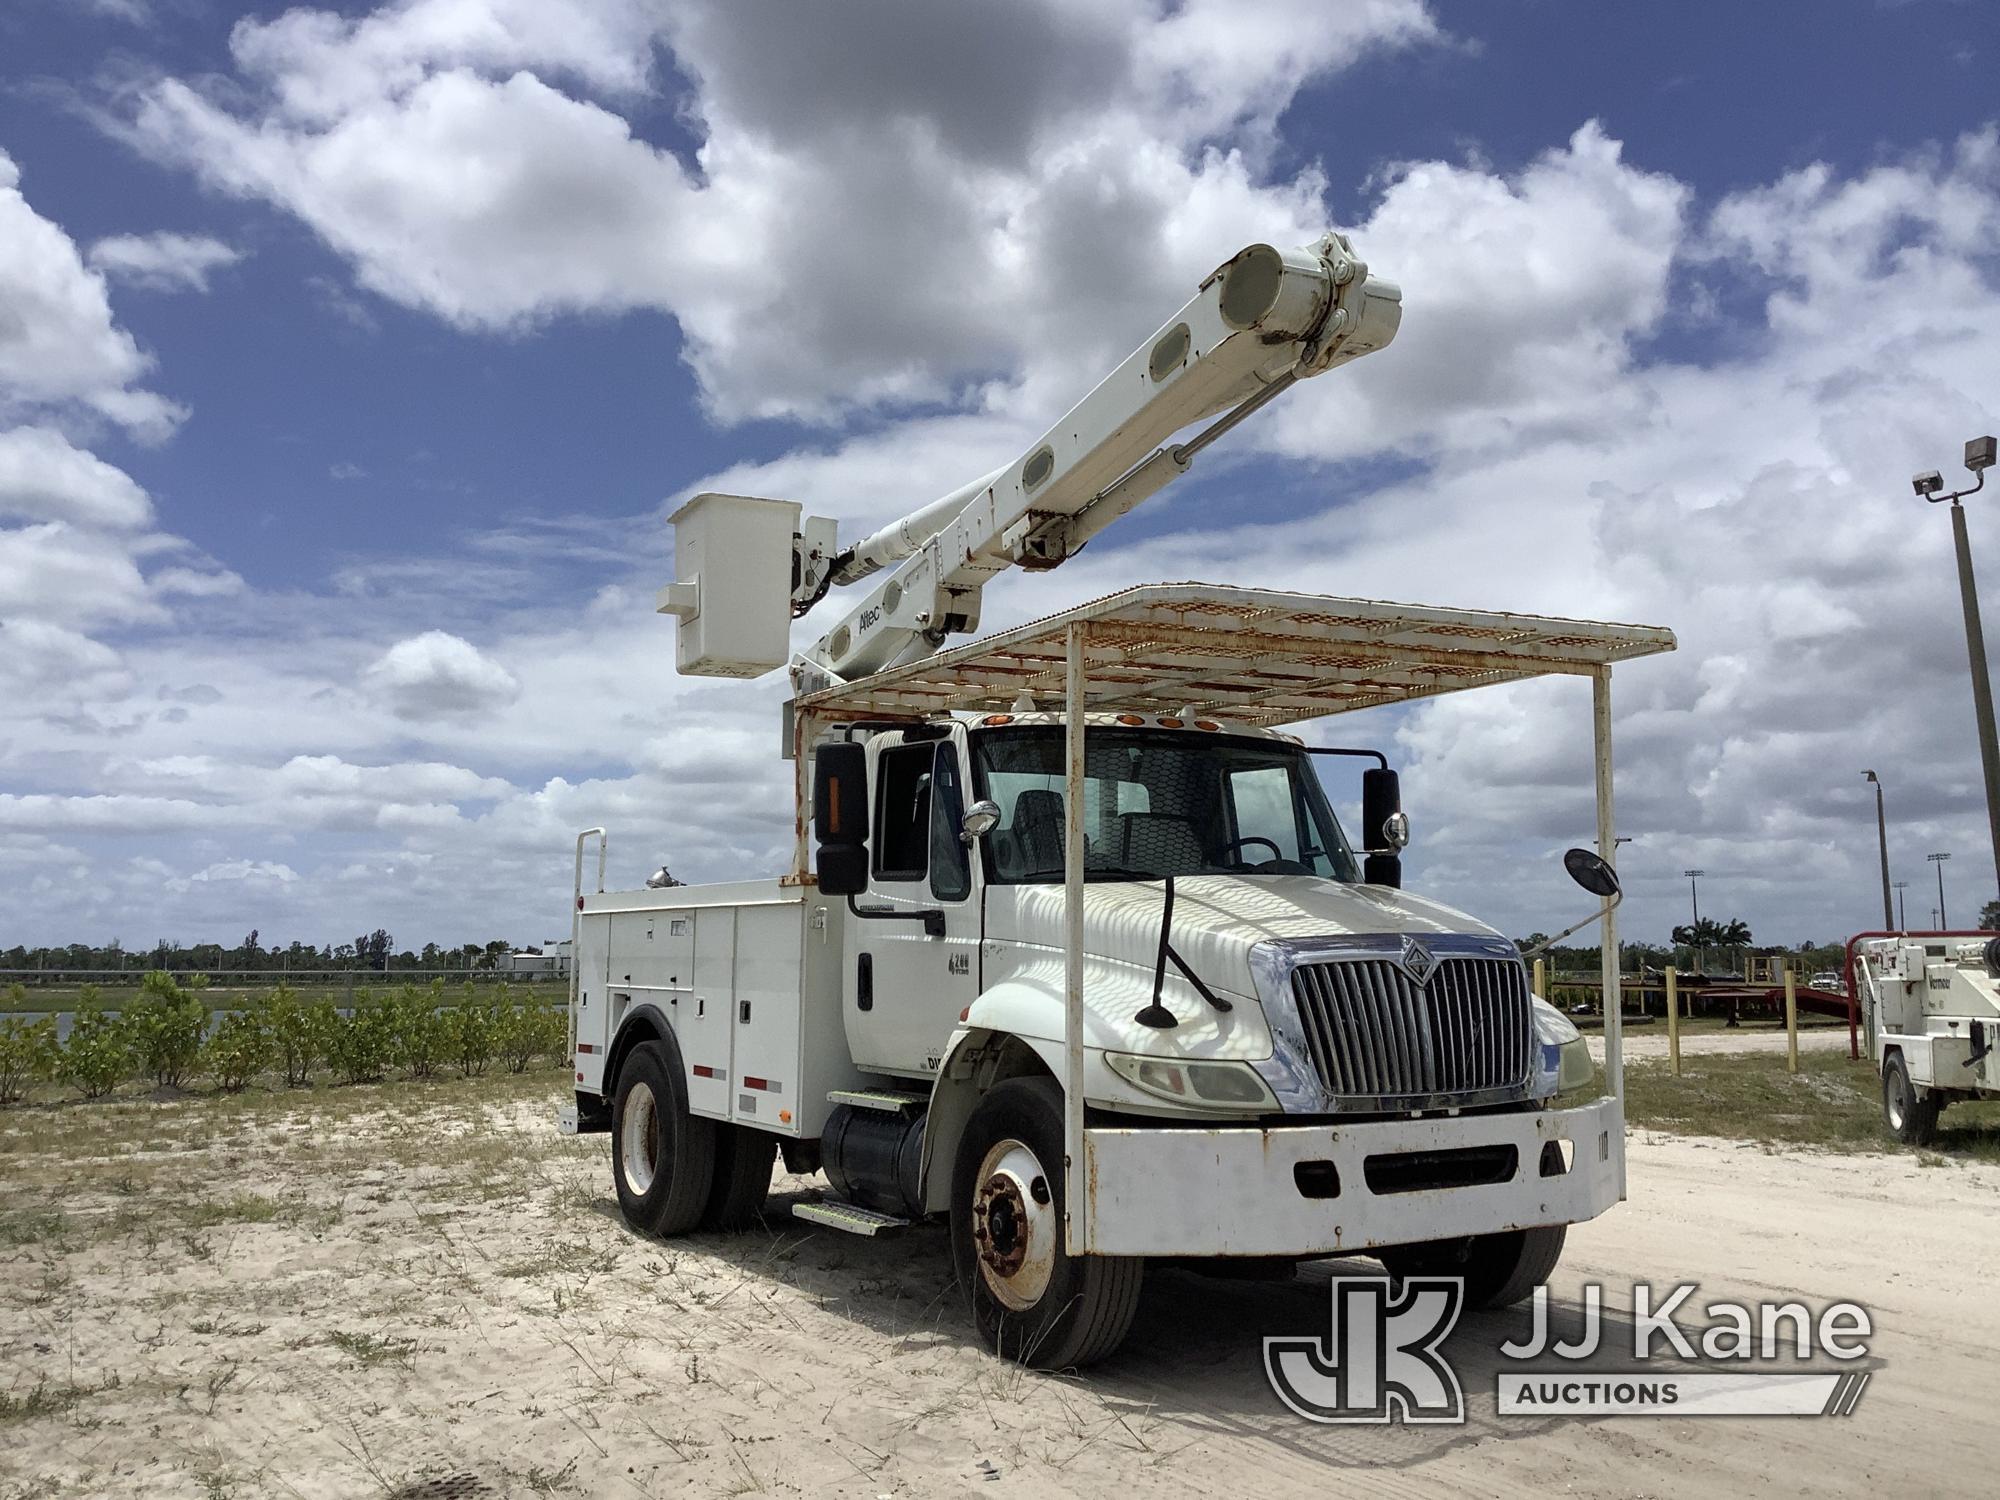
827, 1087, 929, 1113
792, 1199, 911, 1237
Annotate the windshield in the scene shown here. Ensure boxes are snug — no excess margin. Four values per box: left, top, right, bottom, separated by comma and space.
971, 727, 1360, 884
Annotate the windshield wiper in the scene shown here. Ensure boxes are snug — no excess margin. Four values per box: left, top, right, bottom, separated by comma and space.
1083, 866, 1166, 881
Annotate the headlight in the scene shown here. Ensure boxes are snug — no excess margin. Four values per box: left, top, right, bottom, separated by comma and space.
1531, 996, 1596, 1097
1103, 1052, 1277, 1110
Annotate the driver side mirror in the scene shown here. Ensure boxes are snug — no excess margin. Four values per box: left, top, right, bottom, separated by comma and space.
813, 742, 869, 896
960, 799, 1001, 843
1361, 767, 1405, 888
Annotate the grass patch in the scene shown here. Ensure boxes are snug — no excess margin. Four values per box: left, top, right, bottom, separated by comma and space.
0, 1374, 120, 1424
326, 1330, 418, 1367
1623, 1049, 2000, 1161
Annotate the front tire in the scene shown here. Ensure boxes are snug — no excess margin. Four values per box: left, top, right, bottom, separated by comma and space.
1883, 1051, 1940, 1146
949, 1077, 1143, 1369
611, 1040, 716, 1236
1379, 1225, 1566, 1310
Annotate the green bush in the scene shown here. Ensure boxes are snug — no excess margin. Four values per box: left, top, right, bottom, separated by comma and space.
389, 981, 450, 1080
59, 988, 132, 1100
203, 1010, 274, 1091
444, 984, 503, 1078
0, 1006, 59, 1105
125, 971, 210, 1089
495, 988, 566, 1074
253, 985, 338, 1087
326, 990, 396, 1085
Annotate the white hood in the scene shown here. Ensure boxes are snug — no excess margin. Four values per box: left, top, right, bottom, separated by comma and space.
985, 875, 1503, 1000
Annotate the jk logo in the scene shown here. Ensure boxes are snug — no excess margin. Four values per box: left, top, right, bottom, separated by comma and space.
1264, 1276, 1466, 1424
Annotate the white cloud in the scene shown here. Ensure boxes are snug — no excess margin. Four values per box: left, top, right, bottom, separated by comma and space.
87, 232, 244, 293
364, 630, 522, 717
0, 151, 183, 439
0, 425, 153, 528
112, 0, 1435, 422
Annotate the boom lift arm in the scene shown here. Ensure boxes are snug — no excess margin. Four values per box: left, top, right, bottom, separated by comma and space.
656, 233, 1399, 691
794, 235, 1400, 689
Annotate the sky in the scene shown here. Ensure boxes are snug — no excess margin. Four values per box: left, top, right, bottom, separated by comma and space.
1, 0, 1996, 953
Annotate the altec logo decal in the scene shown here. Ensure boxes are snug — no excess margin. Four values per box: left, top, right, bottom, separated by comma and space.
1266, 1280, 1875, 1423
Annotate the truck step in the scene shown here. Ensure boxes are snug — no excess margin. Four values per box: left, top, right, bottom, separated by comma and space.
792, 1199, 911, 1237
827, 1087, 929, 1113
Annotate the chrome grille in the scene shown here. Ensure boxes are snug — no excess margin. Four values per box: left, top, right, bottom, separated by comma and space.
1290, 956, 1532, 1101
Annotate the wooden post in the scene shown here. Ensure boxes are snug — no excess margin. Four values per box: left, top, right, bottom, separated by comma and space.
1784, 966, 1800, 1074
1532, 957, 1547, 1004
1665, 965, 1681, 1077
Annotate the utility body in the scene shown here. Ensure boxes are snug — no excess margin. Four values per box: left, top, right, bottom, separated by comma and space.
561, 234, 1674, 1366
1852, 933, 2000, 1145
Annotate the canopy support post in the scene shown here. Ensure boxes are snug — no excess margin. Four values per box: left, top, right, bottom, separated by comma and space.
1592, 665, 1626, 1201
1063, 621, 1089, 1255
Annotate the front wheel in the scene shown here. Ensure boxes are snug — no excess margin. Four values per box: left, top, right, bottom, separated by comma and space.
950, 1077, 1143, 1369
1883, 1051, 1940, 1146
1378, 1225, 1566, 1310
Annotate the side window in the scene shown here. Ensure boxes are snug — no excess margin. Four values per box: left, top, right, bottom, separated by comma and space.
1227, 765, 1303, 862
929, 744, 971, 902
873, 744, 932, 881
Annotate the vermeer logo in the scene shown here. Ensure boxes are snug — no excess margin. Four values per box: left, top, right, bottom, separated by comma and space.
1264, 1277, 1464, 1424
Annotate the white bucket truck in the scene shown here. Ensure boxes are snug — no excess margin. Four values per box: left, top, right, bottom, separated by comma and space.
1852, 934, 2000, 1144
562, 235, 1674, 1366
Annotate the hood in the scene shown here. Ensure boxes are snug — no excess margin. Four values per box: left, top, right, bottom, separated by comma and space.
985, 874, 1503, 999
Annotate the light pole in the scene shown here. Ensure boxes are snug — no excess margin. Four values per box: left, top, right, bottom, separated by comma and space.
1682, 868, 1705, 972
1863, 771, 1893, 930
1930, 851, 1951, 929
1916, 436, 2000, 906
1893, 880, 1910, 931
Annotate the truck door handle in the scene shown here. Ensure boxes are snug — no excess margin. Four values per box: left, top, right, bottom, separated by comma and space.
857, 953, 873, 1012
740, 1000, 752, 1024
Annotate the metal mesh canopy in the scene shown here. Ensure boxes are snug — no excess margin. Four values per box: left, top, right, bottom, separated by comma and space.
799, 583, 1675, 727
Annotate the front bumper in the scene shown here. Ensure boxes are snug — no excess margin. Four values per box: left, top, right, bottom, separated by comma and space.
1080, 1096, 1622, 1257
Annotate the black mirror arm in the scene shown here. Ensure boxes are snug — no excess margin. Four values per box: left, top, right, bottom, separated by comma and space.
1521, 890, 1624, 960
847, 894, 946, 938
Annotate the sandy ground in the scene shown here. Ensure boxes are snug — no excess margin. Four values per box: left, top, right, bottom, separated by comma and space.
1588, 1023, 1855, 1061
3, 1073, 1994, 1500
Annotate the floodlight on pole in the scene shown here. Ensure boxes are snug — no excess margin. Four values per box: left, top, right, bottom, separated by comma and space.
1930, 851, 1952, 929
1893, 880, 1910, 931
1916, 435, 2000, 908
1863, 771, 1893, 930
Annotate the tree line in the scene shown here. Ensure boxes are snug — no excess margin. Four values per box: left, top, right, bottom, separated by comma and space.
1, 929, 559, 977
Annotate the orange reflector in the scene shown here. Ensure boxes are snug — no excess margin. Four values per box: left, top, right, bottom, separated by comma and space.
1196, 720, 1221, 732
959, 1007, 970, 1022
1158, 717, 1184, 729
779, 1109, 792, 1124
981, 714, 1015, 726
1116, 713, 1145, 726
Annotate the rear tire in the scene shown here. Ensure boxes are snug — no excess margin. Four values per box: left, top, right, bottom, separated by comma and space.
610, 1039, 716, 1236
703, 1125, 776, 1230
1883, 1051, 1940, 1146
950, 1077, 1143, 1369
1379, 1225, 1566, 1310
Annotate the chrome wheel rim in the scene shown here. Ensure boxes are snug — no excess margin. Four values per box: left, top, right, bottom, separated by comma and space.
622, 1081, 660, 1195
971, 1137, 1057, 1311
1887, 1070, 1908, 1130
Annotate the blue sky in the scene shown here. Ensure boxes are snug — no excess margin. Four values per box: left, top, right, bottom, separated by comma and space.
1, 1, 1996, 950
